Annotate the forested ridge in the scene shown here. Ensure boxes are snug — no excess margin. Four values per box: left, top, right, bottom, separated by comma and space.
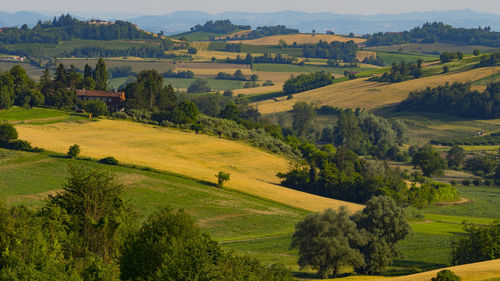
366, 22, 500, 47
0, 14, 155, 44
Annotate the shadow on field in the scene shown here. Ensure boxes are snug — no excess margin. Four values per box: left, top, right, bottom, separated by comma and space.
386, 259, 449, 276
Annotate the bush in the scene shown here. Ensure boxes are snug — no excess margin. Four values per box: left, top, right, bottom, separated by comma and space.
462, 179, 471, 186
216, 171, 230, 188
187, 47, 198, 54
112, 111, 129, 119
67, 144, 80, 158
432, 270, 461, 281
7, 139, 33, 151
82, 100, 108, 117
472, 178, 481, 186
0, 123, 18, 143
98, 156, 119, 165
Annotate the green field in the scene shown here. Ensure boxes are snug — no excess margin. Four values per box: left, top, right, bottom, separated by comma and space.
0, 107, 70, 122
473, 71, 500, 86
252, 63, 371, 75
368, 43, 500, 55
172, 31, 233, 41
375, 51, 438, 65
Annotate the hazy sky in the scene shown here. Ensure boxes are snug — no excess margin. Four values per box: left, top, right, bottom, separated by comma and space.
4, 0, 500, 15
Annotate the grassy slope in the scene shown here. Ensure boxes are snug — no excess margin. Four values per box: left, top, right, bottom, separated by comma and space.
0, 148, 306, 267
255, 67, 500, 114
252, 63, 372, 75
15, 118, 363, 213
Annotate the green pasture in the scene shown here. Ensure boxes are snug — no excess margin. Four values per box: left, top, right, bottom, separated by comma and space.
252, 63, 371, 75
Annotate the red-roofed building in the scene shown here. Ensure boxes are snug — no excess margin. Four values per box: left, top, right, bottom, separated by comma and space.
76, 89, 125, 113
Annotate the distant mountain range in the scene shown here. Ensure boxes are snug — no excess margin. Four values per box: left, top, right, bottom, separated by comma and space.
2, 9, 500, 36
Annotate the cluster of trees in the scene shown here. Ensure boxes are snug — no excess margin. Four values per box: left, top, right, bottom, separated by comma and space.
162, 69, 195, 78
398, 82, 500, 119
108, 66, 135, 78
0, 14, 155, 45
452, 222, 500, 265
225, 53, 296, 65
190, 19, 250, 34
366, 22, 500, 47
362, 56, 385, 66
0, 123, 42, 152
69, 45, 177, 59
370, 60, 422, 83
440, 51, 464, 63
216, 70, 258, 81
237, 25, 299, 40
225, 43, 242, 52
0, 65, 43, 109
302, 40, 358, 62
283, 71, 334, 95
0, 60, 108, 111
478, 52, 500, 67
0, 164, 293, 280
292, 196, 411, 278
320, 109, 408, 160
187, 79, 211, 93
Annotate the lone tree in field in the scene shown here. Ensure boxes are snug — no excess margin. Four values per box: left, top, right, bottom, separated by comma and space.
0, 123, 18, 143
352, 196, 411, 274
411, 144, 446, 177
446, 145, 465, 170
216, 171, 230, 188
292, 207, 366, 278
67, 144, 80, 158
432, 270, 461, 281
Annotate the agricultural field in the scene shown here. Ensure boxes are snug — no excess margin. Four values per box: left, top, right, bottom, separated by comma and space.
251, 63, 372, 75
375, 51, 438, 65
14, 118, 363, 213
228, 34, 366, 45
0, 61, 46, 79
255, 66, 500, 114
53, 57, 176, 73
368, 43, 500, 55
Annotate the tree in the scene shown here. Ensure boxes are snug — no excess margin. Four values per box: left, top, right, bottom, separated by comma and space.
172, 100, 199, 124
443, 65, 450, 73
67, 144, 80, 158
187, 79, 211, 93
250, 74, 259, 81
48, 165, 130, 264
219, 103, 240, 121
233, 70, 246, 81
291, 207, 366, 278
187, 47, 197, 54
452, 222, 500, 265
0, 123, 18, 143
447, 145, 465, 170
353, 196, 411, 274
292, 101, 316, 136
473, 49, 480, 56
94, 58, 108, 91
82, 100, 108, 117
432, 270, 461, 281
411, 144, 447, 177
216, 171, 230, 188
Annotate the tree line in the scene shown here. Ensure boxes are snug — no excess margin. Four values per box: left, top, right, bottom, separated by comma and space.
235, 25, 299, 40
398, 81, 500, 119
369, 60, 422, 83
302, 40, 358, 62
190, 19, 251, 34
225, 53, 296, 65
283, 71, 334, 95
366, 22, 500, 47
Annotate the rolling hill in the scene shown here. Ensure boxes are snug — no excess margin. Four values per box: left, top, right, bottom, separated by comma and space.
255, 66, 500, 114
15, 118, 364, 213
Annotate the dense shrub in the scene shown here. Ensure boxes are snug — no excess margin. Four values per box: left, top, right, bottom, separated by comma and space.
98, 156, 119, 165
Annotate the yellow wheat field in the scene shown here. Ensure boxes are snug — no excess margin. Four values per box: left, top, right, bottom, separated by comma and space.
16, 119, 363, 213
228, 34, 366, 45
356, 51, 377, 61
331, 260, 500, 281
256, 67, 500, 114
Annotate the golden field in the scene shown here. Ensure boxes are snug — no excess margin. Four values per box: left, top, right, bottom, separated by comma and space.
330, 260, 500, 281
16, 119, 363, 213
256, 67, 500, 114
228, 34, 366, 45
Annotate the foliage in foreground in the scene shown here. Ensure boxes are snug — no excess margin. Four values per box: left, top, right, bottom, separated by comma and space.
0, 165, 294, 280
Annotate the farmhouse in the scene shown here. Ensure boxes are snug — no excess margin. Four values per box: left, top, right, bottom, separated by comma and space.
76, 89, 125, 112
